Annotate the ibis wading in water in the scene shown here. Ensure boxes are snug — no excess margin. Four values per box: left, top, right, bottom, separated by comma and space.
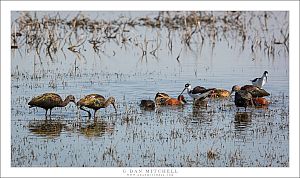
28, 93, 76, 116
77, 94, 116, 118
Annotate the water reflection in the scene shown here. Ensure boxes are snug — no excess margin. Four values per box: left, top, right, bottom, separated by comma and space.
28, 119, 64, 138
234, 112, 252, 131
190, 103, 211, 124
193, 100, 208, 109
78, 119, 113, 138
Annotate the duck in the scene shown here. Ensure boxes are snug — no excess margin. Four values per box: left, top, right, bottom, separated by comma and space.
230, 85, 254, 111
28, 93, 76, 116
250, 71, 268, 88
180, 83, 214, 100
140, 100, 155, 110
231, 85, 270, 110
155, 92, 186, 106
165, 95, 187, 106
155, 92, 170, 99
155, 92, 171, 105
77, 94, 116, 118
252, 97, 269, 107
236, 85, 270, 97
209, 89, 231, 98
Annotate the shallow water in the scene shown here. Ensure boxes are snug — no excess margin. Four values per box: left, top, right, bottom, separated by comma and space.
11, 11, 289, 167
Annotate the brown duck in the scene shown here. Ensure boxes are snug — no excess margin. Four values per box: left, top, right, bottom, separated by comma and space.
28, 93, 76, 116
154, 92, 171, 105
252, 97, 269, 107
164, 95, 187, 106
238, 85, 270, 97
210, 89, 231, 98
230, 85, 270, 110
140, 100, 155, 110
77, 94, 116, 118
230, 85, 254, 111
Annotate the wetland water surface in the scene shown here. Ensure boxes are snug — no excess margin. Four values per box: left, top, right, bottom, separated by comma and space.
11, 11, 289, 167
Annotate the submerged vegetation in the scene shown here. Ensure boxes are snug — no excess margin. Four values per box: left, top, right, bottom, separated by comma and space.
12, 11, 288, 62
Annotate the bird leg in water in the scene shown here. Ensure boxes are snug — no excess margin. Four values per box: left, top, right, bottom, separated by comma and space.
80, 106, 91, 118
94, 110, 97, 118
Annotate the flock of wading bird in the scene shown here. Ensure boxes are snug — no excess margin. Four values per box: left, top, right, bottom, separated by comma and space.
28, 71, 269, 119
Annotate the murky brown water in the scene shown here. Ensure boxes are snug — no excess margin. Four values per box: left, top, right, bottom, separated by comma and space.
11, 11, 289, 167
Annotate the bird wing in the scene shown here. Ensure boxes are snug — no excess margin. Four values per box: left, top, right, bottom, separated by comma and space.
155, 97, 169, 105
241, 85, 255, 90
249, 88, 270, 97
86, 94, 105, 100
192, 86, 207, 94
155, 92, 170, 99
29, 93, 60, 104
241, 85, 270, 97
195, 90, 212, 101
28, 93, 62, 108
251, 78, 260, 82
211, 89, 230, 97
78, 94, 105, 107
238, 90, 253, 100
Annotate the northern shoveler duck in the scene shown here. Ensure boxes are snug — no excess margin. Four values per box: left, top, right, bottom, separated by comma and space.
236, 85, 270, 97
140, 100, 155, 110
165, 95, 187, 106
77, 94, 116, 118
210, 89, 231, 98
250, 71, 268, 88
28, 93, 76, 116
230, 85, 254, 111
180, 83, 213, 100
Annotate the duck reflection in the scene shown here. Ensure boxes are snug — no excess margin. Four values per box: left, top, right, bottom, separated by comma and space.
190, 101, 212, 124
192, 99, 208, 115
234, 112, 252, 131
28, 119, 64, 138
78, 119, 114, 138
193, 99, 208, 109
